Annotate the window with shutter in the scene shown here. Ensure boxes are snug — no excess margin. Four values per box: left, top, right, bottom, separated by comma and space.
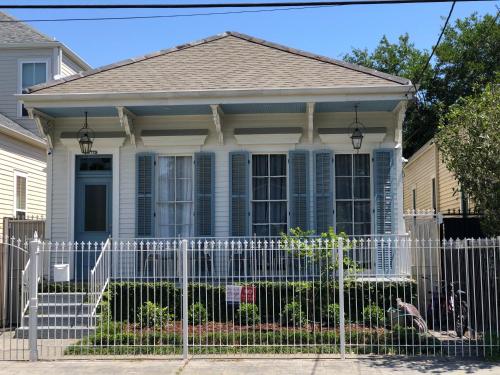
314, 151, 333, 234
229, 151, 250, 237
136, 153, 155, 237
194, 152, 215, 237
289, 150, 310, 231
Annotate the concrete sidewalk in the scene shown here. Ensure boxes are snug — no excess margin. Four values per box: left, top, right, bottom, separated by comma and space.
0, 357, 499, 375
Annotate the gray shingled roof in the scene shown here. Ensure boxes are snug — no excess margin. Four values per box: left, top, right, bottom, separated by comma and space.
0, 112, 45, 144
27, 32, 411, 95
0, 12, 55, 44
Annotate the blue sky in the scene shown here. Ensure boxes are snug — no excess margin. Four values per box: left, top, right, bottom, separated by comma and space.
4, 0, 498, 68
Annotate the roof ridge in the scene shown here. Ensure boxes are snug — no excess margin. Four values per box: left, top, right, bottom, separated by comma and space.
0, 11, 56, 44
27, 31, 411, 93
225, 31, 410, 85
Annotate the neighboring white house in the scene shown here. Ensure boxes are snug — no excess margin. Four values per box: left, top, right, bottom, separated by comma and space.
20, 32, 413, 273
0, 11, 90, 236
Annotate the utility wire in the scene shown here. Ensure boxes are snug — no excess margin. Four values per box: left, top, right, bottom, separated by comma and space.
0, 5, 330, 22
408, 0, 456, 100
403, 1, 456, 146
0, 0, 491, 10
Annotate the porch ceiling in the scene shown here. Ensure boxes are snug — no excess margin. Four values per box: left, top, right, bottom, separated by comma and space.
37, 100, 401, 118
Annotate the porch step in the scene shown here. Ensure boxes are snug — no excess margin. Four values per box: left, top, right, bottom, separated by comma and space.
15, 326, 96, 339
38, 292, 86, 304
38, 302, 93, 315
22, 314, 96, 327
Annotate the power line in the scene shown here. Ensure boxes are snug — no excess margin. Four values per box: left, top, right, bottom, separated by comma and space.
404, 1, 456, 145
0, 0, 491, 10
0, 5, 330, 23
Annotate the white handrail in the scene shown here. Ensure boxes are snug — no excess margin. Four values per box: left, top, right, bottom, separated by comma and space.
89, 238, 111, 318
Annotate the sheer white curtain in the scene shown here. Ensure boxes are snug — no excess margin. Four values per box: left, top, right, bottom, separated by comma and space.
157, 156, 193, 238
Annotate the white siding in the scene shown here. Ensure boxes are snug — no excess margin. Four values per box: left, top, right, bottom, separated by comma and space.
48, 111, 397, 241
0, 133, 46, 236
60, 53, 83, 77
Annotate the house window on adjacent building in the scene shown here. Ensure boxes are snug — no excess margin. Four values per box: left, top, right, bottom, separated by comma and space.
14, 173, 27, 219
412, 188, 417, 211
157, 156, 193, 237
335, 154, 371, 236
19, 61, 47, 117
251, 154, 287, 237
431, 178, 437, 212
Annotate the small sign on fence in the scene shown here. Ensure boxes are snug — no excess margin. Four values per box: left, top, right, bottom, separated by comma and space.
226, 285, 256, 305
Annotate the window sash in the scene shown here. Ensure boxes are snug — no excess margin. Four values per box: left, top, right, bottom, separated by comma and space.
22, 62, 47, 89
335, 154, 371, 236
157, 156, 193, 237
251, 154, 287, 237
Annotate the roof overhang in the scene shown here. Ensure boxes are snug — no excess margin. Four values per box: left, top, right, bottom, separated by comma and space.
0, 122, 46, 148
19, 85, 414, 114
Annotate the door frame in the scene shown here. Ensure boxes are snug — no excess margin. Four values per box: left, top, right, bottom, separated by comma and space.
68, 148, 120, 243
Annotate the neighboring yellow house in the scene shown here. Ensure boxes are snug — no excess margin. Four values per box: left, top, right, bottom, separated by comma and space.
403, 139, 471, 215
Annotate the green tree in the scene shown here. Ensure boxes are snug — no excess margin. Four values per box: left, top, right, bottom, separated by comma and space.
343, 13, 500, 157
435, 84, 500, 234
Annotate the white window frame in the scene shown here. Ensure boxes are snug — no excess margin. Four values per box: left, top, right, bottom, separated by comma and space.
250, 153, 288, 237
17, 58, 50, 118
334, 153, 372, 236
13, 171, 28, 219
155, 154, 195, 238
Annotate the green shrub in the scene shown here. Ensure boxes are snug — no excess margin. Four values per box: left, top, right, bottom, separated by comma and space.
107, 280, 416, 324
137, 301, 175, 328
236, 303, 261, 325
362, 304, 385, 327
188, 303, 208, 325
323, 303, 343, 326
281, 301, 308, 327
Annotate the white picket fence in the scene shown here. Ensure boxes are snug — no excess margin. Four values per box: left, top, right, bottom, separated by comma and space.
0, 234, 499, 360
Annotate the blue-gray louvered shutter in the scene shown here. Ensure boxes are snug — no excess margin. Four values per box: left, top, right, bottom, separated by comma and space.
373, 149, 396, 273
313, 150, 334, 235
194, 152, 215, 237
229, 151, 250, 237
136, 153, 155, 237
289, 150, 310, 231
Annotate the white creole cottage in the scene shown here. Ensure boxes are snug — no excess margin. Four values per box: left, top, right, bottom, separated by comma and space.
20, 32, 413, 276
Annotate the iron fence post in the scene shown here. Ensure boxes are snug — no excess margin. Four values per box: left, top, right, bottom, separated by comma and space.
182, 239, 188, 360
337, 238, 346, 359
28, 234, 39, 362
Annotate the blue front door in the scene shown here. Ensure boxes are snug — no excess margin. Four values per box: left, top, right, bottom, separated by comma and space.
74, 156, 112, 280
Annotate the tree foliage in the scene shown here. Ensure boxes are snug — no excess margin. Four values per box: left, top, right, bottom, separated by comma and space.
343, 12, 500, 157
435, 84, 500, 234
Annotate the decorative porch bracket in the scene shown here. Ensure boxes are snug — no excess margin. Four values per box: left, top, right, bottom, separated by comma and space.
28, 108, 54, 149
393, 101, 407, 148
117, 106, 136, 145
306, 102, 315, 144
210, 104, 224, 145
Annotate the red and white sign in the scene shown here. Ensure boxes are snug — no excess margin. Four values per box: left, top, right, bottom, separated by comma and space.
226, 285, 256, 304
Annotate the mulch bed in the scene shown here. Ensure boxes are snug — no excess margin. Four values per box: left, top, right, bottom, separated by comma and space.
114, 321, 385, 335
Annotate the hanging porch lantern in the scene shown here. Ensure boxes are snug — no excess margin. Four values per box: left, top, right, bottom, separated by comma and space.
77, 112, 97, 154
349, 105, 365, 151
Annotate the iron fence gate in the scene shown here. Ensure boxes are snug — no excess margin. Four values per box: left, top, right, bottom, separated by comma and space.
0, 235, 499, 361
